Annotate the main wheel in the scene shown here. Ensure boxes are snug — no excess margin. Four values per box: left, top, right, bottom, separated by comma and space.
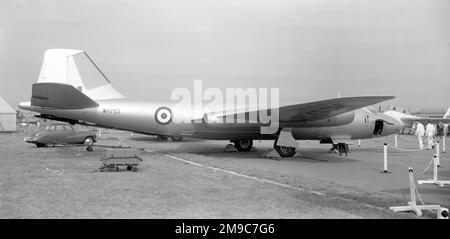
233, 139, 253, 152
170, 136, 183, 142
274, 146, 296, 157
158, 135, 168, 141
274, 139, 296, 157
36, 143, 47, 148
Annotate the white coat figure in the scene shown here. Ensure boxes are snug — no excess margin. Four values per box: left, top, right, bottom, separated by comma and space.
415, 122, 425, 149
425, 123, 436, 149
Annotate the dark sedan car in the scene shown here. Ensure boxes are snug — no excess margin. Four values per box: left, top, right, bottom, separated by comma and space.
25, 123, 97, 148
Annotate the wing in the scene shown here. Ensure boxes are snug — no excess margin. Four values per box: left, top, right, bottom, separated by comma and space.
277, 96, 394, 122
204, 96, 394, 125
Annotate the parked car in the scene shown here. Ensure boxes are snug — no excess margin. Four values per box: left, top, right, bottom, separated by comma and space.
25, 122, 96, 148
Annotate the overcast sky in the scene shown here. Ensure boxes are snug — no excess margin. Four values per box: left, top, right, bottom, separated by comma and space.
0, 0, 449, 112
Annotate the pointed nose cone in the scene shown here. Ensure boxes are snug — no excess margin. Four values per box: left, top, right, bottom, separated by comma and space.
18, 101, 31, 110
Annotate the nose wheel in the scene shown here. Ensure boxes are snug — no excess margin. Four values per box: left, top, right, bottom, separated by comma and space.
329, 143, 348, 156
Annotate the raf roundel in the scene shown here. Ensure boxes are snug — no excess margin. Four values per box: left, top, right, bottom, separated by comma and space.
155, 107, 172, 125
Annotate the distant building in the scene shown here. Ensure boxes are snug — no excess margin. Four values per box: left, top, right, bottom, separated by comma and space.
0, 97, 17, 132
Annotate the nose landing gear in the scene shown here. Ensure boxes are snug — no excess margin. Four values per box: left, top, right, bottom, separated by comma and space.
329, 143, 349, 156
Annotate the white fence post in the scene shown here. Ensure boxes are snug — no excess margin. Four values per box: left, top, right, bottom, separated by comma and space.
433, 154, 438, 181
436, 141, 440, 167
443, 136, 446, 153
394, 134, 398, 148
383, 143, 388, 173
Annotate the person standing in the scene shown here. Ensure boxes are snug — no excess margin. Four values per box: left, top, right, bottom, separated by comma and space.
425, 122, 436, 149
415, 122, 425, 149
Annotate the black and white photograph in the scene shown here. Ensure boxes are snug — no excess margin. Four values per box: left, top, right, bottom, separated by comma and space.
0, 0, 449, 226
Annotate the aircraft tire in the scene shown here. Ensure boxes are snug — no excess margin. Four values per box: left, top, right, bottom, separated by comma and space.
170, 136, 183, 142
274, 145, 296, 157
233, 139, 253, 152
158, 135, 168, 141
36, 143, 46, 148
273, 139, 296, 157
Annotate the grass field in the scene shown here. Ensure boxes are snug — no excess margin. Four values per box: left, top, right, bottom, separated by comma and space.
1, 130, 448, 218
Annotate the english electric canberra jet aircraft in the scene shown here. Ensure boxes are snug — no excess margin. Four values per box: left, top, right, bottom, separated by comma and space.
19, 49, 402, 157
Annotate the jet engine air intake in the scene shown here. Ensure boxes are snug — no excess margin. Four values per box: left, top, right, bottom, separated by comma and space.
373, 120, 384, 136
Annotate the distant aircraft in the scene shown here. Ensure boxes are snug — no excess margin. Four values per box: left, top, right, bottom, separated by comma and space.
383, 108, 450, 128
19, 49, 401, 157
444, 107, 450, 119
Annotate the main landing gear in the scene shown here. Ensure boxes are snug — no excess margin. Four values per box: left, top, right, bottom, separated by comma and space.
273, 139, 296, 157
231, 139, 253, 152
157, 135, 183, 142
227, 129, 300, 158
271, 128, 299, 157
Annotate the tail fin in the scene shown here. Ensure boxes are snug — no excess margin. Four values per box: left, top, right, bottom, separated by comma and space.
31, 83, 99, 109
38, 49, 125, 100
444, 106, 450, 119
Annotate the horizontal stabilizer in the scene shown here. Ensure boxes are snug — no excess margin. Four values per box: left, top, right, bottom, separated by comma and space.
31, 83, 99, 109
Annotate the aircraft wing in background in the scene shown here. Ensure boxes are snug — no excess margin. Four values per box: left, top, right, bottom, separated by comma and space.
400, 117, 450, 126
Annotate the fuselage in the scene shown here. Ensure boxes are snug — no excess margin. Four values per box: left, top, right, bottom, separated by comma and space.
19, 99, 402, 142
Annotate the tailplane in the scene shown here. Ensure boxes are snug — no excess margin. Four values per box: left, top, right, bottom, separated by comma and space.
31, 83, 99, 109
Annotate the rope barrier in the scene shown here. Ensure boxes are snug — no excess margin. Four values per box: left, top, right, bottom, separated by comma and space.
417, 157, 434, 175
397, 134, 421, 142
386, 143, 426, 152
414, 184, 436, 213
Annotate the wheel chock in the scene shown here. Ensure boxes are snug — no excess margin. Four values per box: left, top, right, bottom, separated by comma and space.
263, 149, 281, 159
224, 144, 238, 152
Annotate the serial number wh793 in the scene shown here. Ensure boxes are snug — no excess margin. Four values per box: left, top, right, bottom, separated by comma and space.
219, 224, 275, 234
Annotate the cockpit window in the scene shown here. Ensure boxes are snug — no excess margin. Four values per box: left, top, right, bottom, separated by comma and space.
363, 107, 378, 114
